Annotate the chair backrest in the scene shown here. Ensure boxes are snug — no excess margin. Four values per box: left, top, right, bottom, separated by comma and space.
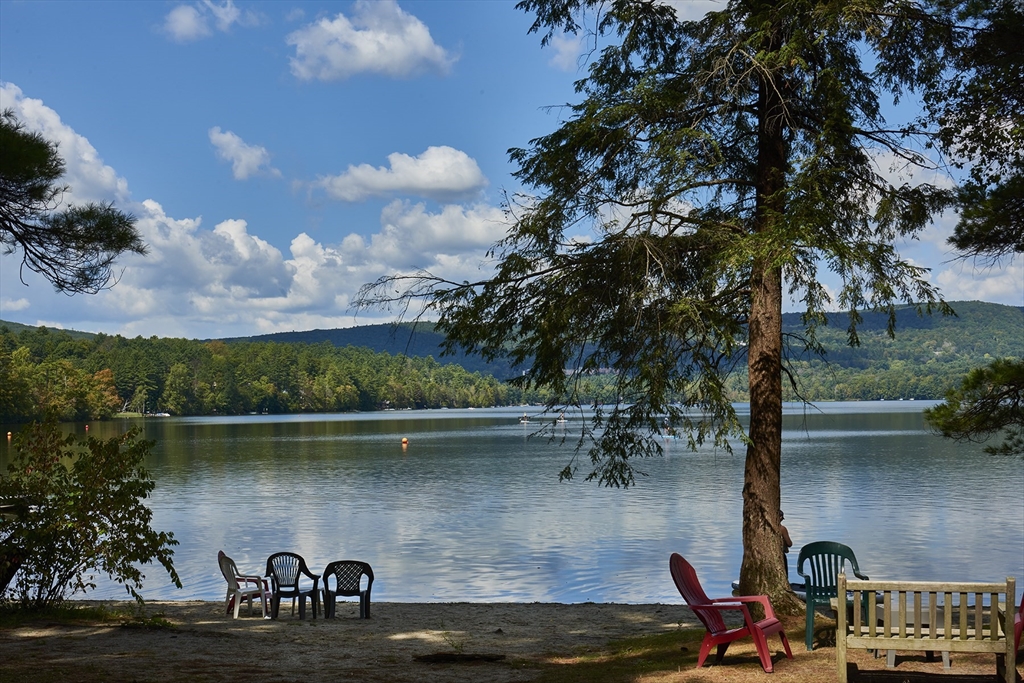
669, 553, 728, 635
218, 550, 240, 591
324, 561, 373, 595
797, 541, 862, 599
267, 552, 303, 588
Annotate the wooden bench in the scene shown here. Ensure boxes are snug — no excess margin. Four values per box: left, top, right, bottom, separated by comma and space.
836, 574, 1017, 683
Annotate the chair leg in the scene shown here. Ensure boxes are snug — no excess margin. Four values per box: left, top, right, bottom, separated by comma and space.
778, 629, 794, 659
750, 627, 774, 673
233, 592, 242, 619
805, 598, 816, 650
696, 633, 716, 668
714, 642, 731, 665
360, 593, 370, 619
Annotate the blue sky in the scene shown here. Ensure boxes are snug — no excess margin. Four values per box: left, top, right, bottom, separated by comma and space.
1, 0, 1020, 340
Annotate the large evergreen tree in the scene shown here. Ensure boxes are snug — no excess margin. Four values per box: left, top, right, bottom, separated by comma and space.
0, 109, 145, 294
924, 0, 1024, 261
360, 0, 961, 607
923, 0, 1023, 457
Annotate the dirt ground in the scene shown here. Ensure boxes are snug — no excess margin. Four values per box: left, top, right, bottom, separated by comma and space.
0, 601, 1019, 683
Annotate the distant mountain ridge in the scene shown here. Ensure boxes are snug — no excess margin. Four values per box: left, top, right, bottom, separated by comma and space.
3, 301, 1021, 381
215, 300, 1023, 370
216, 322, 510, 377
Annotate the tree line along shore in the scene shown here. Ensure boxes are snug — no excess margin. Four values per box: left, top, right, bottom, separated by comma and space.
1, 300, 1021, 423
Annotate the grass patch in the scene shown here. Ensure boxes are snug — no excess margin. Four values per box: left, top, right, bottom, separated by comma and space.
0, 601, 173, 629
533, 629, 707, 683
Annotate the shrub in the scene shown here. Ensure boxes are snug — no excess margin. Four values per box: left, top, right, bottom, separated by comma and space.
0, 420, 180, 609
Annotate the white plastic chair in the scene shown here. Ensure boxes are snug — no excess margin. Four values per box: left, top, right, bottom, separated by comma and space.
218, 550, 271, 619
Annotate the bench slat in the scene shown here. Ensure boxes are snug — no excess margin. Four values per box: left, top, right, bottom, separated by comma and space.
836, 575, 1016, 683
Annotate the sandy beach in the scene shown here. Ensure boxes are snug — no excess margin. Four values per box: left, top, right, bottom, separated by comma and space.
2, 600, 1020, 683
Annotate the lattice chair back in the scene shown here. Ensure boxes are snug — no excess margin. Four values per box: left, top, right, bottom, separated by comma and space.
323, 560, 374, 619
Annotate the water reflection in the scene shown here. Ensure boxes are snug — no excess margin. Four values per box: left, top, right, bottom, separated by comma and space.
1, 403, 1021, 603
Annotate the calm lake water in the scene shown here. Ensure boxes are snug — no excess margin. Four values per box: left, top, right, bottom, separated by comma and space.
2, 402, 1022, 604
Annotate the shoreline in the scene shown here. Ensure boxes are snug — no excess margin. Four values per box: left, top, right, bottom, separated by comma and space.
4, 600, 1020, 683
1, 600, 692, 683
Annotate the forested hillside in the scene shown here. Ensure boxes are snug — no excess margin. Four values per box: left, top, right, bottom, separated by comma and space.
1, 301, 1020, 422
0, 330, 509, 423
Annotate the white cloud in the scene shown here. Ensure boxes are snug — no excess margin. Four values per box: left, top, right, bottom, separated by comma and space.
662, 0, 726, 21
369, 200, 507, 268
163, 1, 259, 42
1, 297, 30, 312
98, 199, 507, 336
316, 146, 487, 202
0, 83, 129, 206
0, 83, 511, 338
208, 127, 281, 180
164, 5, 211, 42
548, 33, 584, 72
286, 0, 455, 81
935, 259, 1024, 305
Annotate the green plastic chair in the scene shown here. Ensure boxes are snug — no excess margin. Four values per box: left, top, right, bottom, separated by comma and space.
796, 541, 868, 651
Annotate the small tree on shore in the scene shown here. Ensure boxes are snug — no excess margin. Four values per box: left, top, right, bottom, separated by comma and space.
0, 421, 180, 609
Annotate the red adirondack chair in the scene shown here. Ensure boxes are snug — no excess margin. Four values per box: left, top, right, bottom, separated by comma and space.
669, 552, 793, 673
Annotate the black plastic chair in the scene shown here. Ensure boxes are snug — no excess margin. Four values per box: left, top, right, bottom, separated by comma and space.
322, 560, 374, 619
266, 552, 320, 619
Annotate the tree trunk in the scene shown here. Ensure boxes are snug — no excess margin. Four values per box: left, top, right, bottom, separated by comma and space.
738, 9, 803, 615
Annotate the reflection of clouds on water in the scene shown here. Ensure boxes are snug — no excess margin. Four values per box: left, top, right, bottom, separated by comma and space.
67, 406, 1022, 603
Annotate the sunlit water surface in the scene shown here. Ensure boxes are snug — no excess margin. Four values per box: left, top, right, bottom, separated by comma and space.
2, 402, 1021, 603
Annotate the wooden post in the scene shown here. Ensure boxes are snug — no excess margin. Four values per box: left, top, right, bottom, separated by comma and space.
837, 572, 848, 683
1001, 577, 1015, 683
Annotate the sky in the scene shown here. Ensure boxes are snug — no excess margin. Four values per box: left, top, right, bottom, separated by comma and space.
1, 0, 1021, 341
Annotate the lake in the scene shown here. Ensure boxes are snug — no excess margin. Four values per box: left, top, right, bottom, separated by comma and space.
2, 402, 1022, 604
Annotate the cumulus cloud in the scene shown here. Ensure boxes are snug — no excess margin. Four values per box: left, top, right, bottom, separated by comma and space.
1, 297, 30, 312
208, 127, 281, 180
548, 33, 585, 72
316, 146, 486, 202
0, 83, 129, 206
163, 1, 259, 42
286, 0, 455, 81
0, 83, 509, 337
92, 197, 508, 336
662, 0, 725, 21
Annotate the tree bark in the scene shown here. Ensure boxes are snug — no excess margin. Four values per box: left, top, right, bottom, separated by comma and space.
738, 9, 803, 615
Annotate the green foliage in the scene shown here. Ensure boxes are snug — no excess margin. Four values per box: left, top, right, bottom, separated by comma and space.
361, 0, 959, 484
924, 358, 1024, 456
0, 420, 180, 609
923, 0, 1024, 261
358, 0, 993, 602
0, 109, 146, 294
1, 303, 1019, 422
0, 325, 512, 422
